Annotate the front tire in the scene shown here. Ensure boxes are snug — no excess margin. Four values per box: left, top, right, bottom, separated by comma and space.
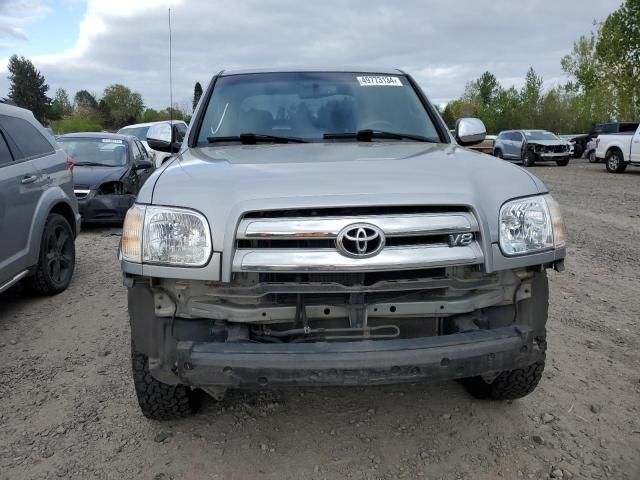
461, 360, 545, 400
555, 157, 570, 166
522, 151, 536, 167
494, 149, 503, 159
131, 343, 203, 420
605, 150, 627, 173
28, 213, 75, 295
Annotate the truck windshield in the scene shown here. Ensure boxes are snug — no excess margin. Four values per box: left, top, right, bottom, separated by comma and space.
197, 72, 441, 144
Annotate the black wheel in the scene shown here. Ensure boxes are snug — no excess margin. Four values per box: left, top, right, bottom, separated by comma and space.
131, 342, 203, 420
494, 149, 503, 159
588, 150, 597, 163
28, 213, 75, 295
555, 157, 570, 166
573, 143, 584, 158
605, 149, 627, 173
522, 151, 536, 167
461, 339, 546, 400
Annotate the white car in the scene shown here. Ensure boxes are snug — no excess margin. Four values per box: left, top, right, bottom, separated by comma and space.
118, 120, 188, 168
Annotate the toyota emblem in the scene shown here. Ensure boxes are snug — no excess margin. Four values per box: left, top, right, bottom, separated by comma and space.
336, 223, 385, 258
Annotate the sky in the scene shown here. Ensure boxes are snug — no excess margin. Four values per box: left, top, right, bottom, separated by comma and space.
0, 0, 623, 111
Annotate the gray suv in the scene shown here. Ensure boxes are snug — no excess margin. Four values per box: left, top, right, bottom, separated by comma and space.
120, 68, 566, 420
494, 129, 571, 167
0, 102, 80, 295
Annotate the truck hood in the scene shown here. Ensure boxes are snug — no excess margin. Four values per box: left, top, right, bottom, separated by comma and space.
145, 142, 547, 249
73, 165, 128, 189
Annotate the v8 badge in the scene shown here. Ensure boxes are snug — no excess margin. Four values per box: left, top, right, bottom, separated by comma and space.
448, 232, 474, 247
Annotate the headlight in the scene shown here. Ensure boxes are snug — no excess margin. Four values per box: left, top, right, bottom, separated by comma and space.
499, 194, 566, 256
121, 204, 212, 266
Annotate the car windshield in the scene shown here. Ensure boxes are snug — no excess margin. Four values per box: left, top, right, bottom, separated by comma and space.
523, 131, 559, 141
117, 126, 150, 141
58, 138, 128, 167
197, 72, 441, 144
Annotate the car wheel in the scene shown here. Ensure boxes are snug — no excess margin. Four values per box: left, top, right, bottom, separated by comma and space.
131, 341, 204, 420
462, 360, 546, 400
588, 150, 597, 163
522, 151, 536, 167
28, 213, 75, 295
555, 157, 570, 166
461, 338, 546, 400
605, 150, 627, 173
494, 149, 503, 159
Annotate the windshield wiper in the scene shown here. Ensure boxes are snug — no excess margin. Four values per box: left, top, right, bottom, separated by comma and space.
323, 129, 436, 143
207, 133, 308, 144
73, 161, 112, 167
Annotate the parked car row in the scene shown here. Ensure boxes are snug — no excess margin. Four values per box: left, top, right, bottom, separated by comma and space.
488, 121, 640, 174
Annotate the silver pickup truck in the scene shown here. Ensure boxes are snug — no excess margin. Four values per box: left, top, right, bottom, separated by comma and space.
119, 68, 567, 420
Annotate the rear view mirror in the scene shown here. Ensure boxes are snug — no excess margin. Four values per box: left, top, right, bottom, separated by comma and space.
455, 118, 486, 146
147, 123, 181, 153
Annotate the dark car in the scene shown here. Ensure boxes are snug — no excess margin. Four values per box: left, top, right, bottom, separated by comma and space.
0, 101, 80, 296
57, 133, 154, 224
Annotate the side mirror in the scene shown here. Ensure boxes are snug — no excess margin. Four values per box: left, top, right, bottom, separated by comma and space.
147, 123, 181, 153
135, 159, 153, 170
455, 118, 486, 146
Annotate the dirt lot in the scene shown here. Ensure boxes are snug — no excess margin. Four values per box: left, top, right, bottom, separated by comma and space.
1, 160, 639, 480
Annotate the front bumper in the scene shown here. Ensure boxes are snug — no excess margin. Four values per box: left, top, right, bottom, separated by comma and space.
76, 192, 135, 223
174, 325, 542, 388
536, 152, 569, 159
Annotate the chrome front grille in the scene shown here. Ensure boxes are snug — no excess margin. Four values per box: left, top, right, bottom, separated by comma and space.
232, 209, 484, 273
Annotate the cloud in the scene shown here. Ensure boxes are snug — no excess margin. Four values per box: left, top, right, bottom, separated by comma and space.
0, 0, 622, 110
0, 0, 50, 43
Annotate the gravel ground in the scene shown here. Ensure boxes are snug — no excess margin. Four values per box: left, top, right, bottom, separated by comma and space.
1, 160, 639, 480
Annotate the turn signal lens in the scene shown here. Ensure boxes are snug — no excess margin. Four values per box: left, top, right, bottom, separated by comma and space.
544, 194, 567, 249
121, 204, 145, 263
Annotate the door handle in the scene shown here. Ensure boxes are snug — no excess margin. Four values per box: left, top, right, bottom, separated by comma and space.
21, 175, 38, 184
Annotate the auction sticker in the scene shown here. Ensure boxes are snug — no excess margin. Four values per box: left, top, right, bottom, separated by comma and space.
357, 76, 403, 87
101, 138, 123, 143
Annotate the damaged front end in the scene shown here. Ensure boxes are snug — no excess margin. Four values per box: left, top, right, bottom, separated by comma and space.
74, 181, 136, 223
526, 142, 571, 165
127, 265, 549, 391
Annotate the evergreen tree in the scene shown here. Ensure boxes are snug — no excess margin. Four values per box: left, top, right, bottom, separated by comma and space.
7, 55, 51, 122
193, 82, 203, 111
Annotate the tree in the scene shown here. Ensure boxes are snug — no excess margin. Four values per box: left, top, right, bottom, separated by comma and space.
193, 82, 203, 111
441, 103, 456, 129
596, 0, 640, 119
520, 67, 543, 124
475, 71, 499, 106
74, 90, 99, 111
49, 88, 73, 120
6, 55, 51, 122
99, 84, 144, 129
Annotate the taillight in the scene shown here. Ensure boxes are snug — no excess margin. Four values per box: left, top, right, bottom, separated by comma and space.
66, 157, 74, 172
595, 138, 600, 148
